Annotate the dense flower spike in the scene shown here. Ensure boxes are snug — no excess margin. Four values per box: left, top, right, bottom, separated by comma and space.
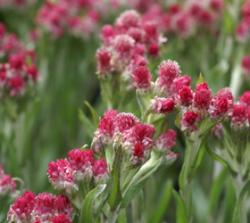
0, 23, 38, 99
8, 192, 73, 223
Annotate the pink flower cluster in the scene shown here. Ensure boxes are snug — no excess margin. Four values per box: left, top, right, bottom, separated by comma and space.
0, 23, 38, 98
47, 148, 108, 193
0, 164, 16, 197
148, 59, 250, 131
37, 0, 105, 38
236, 0, 250, 41
7, 191, 72, 223
141, 0, 223, 38
0, 0, 34, 9
96, 10, 165, 80
92, 110, 177, 164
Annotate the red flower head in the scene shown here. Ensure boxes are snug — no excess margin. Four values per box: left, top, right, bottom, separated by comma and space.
194, 82, 212, 110
51, 214, 72, 223
231, 103, 248, 127
151, 97, 175, 113
123, 123, 155, 158
101, 25, 116, 44
93, 159, 108, 181
47, 159, 77, 192
116, 10, 140, 29
113, 34, 135, 57
156, 129, 177, 151
33, 193, 72, 222
8, 75, 25, 96
181, 111, 200, 131
156, 60, 181, 92
132, 65, 152, 90
240, 91, 250, 107
96, 48, 112, 77
67, 149, 94, 180
98, 109, 118, 139
114, 112, 138, 133
0, 174, 16, 196
178, 86, 193, 106
171, 75, 192, 94
8, 191, 35, 223
209, 88, 233, 118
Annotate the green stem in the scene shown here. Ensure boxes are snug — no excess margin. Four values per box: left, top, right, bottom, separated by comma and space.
232, 177, 250, 223
179, 136, 203, 223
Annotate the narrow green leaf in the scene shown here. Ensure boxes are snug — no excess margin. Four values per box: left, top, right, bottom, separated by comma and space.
173, 190, 188, 223
84, 100, 99, 126
80, 184, 107, 223
208, 168, 228, 216
121, 152, 162, 208
147, 181, 173, 223
108, 147, 123, 209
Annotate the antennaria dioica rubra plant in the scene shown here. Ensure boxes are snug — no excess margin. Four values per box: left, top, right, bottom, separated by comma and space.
1, 0, 250, 222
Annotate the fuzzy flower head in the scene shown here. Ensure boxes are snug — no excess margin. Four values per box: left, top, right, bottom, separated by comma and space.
32, 193, 72, 222
132, 65, 152, 90
177, 85, 193, 106
0, 174, 16, 196
194, 82, 212, 111
7, 191, 35, 223
209, 88, 233, 118
123, 123, 155, 164
231, 103, 248, 127
92, 110, 118, 152
67, 149, 94, 181
93, 159, 109, 182
47, 159, 77, 193
151, 97, 175, 114
156, 60, 181, 93
96, 48, 112, 77
181, 111, 200, 131
114, 112, 139, 134
116, 10, 141, 29
0, 165, 16, 197
240, 91, 250, 107
156, 129, 177, 152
